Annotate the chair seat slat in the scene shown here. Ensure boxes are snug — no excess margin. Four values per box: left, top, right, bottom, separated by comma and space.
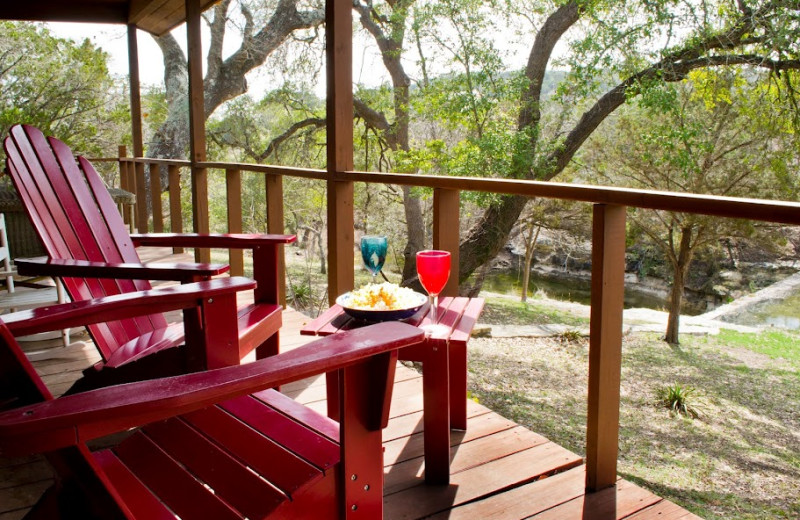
236, 303, 282, 358
183, 401, 326, 497
114, 431, 244, 520
92, 449, 177, 520
143, 417, 287, 519
220, 393, 340, 472
252, 388, 340, 443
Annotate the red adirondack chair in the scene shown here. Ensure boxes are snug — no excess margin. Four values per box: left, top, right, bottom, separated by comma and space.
3, 124, 296, 388
0, 284, 423, 519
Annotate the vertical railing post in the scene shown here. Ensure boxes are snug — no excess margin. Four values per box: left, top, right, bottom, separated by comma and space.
226, 168, 244, 276
134, 161, 148, 233
433, 188, 460, 297
586, 203, 627, 492
325, 0, 355, 307
186, 0, 210, 263
266, 174, 287, 306
118, 146, 130, 227
149, 164, 163, 233
168, 165, 184, 254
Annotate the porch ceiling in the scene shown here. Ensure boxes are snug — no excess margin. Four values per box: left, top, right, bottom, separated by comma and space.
1, 0, 220, 36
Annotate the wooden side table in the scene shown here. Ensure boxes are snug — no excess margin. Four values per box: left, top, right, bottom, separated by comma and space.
301, 296, 484, 484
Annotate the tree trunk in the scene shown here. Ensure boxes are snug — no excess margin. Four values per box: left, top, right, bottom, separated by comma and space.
148, 0, 324, 162
521, 224, 541, 302
664, 267, 685, 344
459, 194, 528, 285
401, 186, 426, 289
664, 226, 695, 344
354, 1, 425, 290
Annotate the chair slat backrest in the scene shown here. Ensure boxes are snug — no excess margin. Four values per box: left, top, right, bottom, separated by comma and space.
4, 125, 167, 360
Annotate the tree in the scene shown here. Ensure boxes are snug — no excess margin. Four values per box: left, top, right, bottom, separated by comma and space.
351, 0, 426, 287
147, 0, 800, 293
148, 0, 325, 160
357, 0, 523, 285
452, 0, 800, 286
0, 21, 127, 161
516, 197, 586, 302
582, 69, 799, 344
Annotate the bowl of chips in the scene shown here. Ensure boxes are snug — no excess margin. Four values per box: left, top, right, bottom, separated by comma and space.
336, 282, 427, 321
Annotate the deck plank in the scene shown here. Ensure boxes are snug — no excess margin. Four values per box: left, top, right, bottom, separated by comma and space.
626, 500, 704, 520
384, 441, 583, 519
426, 466, 590, 520
529, 478, 662, 519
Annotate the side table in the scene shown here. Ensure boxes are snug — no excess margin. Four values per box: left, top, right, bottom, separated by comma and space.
301, 296, 484, 484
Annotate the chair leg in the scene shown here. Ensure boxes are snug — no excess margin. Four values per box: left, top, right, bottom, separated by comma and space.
56, 279, 70, 347
255, 333, 279, 360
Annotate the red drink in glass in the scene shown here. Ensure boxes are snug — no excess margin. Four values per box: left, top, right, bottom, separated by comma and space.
417, 250, 451, 296
416, 250, 451, 334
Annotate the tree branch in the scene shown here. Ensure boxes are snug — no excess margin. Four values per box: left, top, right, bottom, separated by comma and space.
257, 117, 325, 161
519, 0, 582, 146
205, 0, 325, 113
206, 0, 231, 88
353, 97, 397, 148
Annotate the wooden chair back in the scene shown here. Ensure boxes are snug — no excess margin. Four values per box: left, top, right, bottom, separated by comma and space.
4, 124, 167, 360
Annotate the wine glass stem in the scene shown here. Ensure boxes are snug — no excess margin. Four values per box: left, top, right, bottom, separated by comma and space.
429, 294, 438, 324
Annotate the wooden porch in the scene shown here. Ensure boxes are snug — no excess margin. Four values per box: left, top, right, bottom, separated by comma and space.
0, 250, 701, 520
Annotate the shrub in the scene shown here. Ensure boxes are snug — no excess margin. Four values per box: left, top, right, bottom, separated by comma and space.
657, 383, 702, 418
556, 329, 584, 343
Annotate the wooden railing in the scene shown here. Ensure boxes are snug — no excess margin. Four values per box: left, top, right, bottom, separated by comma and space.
115, 152, 800, 492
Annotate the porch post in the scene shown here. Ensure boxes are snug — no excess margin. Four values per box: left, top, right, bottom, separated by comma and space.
433, 188, 460, 297
127, 25, 147, 233
186, 0, 210, 262
586, 203, 626, 491
326, 0, 355, 305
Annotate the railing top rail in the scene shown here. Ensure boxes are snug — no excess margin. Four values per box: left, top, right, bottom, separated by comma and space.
107, 156, 800, 226
341, 170, 800, 226
121, 157, 192, 166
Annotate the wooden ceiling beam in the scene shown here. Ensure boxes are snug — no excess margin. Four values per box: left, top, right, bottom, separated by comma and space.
0, 3, 128, 25
128, 0, 167, 24
0, 0, 221, 36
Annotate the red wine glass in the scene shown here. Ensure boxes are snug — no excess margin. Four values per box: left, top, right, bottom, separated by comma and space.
416, 250, 451, 334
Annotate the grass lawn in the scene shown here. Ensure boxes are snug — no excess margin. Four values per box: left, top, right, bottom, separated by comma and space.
469, 305, 799, 519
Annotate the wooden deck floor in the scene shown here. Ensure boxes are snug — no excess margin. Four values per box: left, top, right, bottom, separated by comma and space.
0, 250, 702, 519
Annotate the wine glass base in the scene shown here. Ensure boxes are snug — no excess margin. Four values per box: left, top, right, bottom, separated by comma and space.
419, 323, 452, 338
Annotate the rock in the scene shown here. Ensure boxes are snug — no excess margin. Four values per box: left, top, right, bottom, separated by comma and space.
471, 325, 492, 338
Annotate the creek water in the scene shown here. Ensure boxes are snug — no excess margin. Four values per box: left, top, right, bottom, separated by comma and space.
483, 270, 800, 330
481, 271, 686, 313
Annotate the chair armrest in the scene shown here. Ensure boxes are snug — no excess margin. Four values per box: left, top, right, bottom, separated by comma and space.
1, 277, 256, 337
131, 233, 296, 249
15, 257, 229, 282
133, 233, 296, 305
0, 323, 424, 454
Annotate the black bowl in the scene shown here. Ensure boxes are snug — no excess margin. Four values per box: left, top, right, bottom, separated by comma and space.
336, 291, 427, 322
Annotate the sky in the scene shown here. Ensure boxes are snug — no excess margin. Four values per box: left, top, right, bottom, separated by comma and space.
45, 13, 536, 101
45, 20, 388, 100
47, 22, 168, 87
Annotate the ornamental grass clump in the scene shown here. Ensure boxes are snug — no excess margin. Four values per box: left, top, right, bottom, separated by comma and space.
657, 383, 702, 418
